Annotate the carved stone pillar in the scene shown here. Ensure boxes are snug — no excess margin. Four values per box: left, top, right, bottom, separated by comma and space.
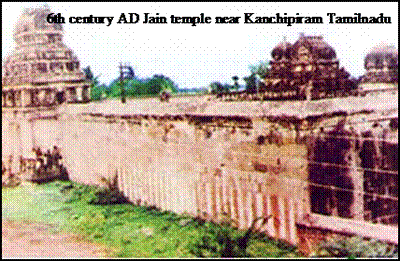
82, 85, 90, 102
76, 86, 83, 102
37, 89, 47, 106
66, 88, 77, 103
15, 90, 22, 107
21, 89, 31, 107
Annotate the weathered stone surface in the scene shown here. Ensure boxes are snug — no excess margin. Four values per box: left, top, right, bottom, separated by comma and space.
260, 34, 356, 100
2, 6, 90, 108
362, 44, 398, 84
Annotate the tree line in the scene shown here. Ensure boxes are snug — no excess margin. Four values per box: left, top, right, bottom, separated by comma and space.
83, 66, 179, 101
209, 61, 270, 94
84, 61, 270, 101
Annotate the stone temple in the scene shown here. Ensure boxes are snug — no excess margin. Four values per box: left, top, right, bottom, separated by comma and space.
359, 44, 398, 94
2, 6, 90, 108
259, 34, 356, 100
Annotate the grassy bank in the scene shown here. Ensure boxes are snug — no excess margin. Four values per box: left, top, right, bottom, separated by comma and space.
2, 181, 299, 258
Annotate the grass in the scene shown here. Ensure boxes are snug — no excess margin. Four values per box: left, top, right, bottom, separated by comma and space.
2, 181, 300, 258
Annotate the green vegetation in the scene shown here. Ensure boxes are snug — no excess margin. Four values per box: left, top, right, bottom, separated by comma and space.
189, 216, 296, 257
243, 61, 270, 93
208, 81, 234, 94
83, 66, 108, 101
313, 236, 398, 258
105, 75, 179, 99
83, 66, 180, 101
2, 181, 299, 258
249, 61, 270, 79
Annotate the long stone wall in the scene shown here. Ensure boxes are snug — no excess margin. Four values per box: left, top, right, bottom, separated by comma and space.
55, 112, 312, 225
2, 94, 398, 251
2, 106, 312, 244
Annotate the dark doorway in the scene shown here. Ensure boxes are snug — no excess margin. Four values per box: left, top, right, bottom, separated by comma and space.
56, 91, 65, 104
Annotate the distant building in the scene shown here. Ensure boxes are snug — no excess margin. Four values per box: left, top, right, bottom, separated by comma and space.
2, 6, 90, 108
359, 44, 398, 94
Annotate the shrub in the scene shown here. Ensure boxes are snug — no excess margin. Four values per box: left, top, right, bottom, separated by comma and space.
90, 174, 128, 205
62, 175, 128, 205
189, 215, 273, 257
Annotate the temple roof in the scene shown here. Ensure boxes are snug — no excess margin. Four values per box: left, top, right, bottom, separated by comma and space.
364, 44, 398, 69
14, 6, 63, 38
270, 34, 338, 63
291, 34, 337, 60
271, 38, 292, 60
2, 5, 86, 88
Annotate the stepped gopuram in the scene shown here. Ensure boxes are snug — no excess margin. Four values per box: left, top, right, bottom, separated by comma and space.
217, 34, 358, 102
359, 44, 398, 94
260, 34, 356, 100
2, 6, 90, 108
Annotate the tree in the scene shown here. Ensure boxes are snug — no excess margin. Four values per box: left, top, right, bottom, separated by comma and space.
232, 76, 239, 91
243, 61, 270, 93
249, 61, 270, 79
83, 66, 107, 101
209, 82, 229, 94
83, 66, 95, 81
146, 74, 178, 95
152, 74, 179, 93
106, 74, 178, 98
243, 74, 258, 93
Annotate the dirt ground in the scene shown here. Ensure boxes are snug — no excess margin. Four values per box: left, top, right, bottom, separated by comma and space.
2, 220, 112, 258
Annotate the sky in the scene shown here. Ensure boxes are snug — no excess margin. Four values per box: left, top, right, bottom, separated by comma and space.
2, 2, 398, 89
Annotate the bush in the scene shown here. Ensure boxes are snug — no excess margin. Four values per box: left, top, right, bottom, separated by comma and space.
63, 184, 98, 203
62, 175, 128, 205
189, 215, 273, 257
89, 175, 129, 205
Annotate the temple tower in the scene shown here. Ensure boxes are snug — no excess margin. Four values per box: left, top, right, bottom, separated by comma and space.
2, 5, 90, 108
260, 34, 356, 100
359, 44, 398, 94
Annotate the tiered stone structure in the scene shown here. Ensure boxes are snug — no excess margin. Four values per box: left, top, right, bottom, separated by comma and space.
362, 44, 398, 84
2, 6, 90, 108
359, 44, 398, 94
259, 34, 356, 100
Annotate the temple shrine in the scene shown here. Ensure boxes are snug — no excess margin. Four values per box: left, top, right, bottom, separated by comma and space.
2, 6, 90, 108
259, 33, 357, 100
359, 44, 398, 94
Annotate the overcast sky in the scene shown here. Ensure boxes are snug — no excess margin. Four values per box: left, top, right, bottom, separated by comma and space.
2, 2, 398, 89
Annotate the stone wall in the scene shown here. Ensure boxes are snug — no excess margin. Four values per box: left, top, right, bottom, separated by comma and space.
2, 95, 398, 250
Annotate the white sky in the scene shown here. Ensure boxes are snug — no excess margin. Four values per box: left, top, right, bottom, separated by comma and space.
2, 2, 398, 89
